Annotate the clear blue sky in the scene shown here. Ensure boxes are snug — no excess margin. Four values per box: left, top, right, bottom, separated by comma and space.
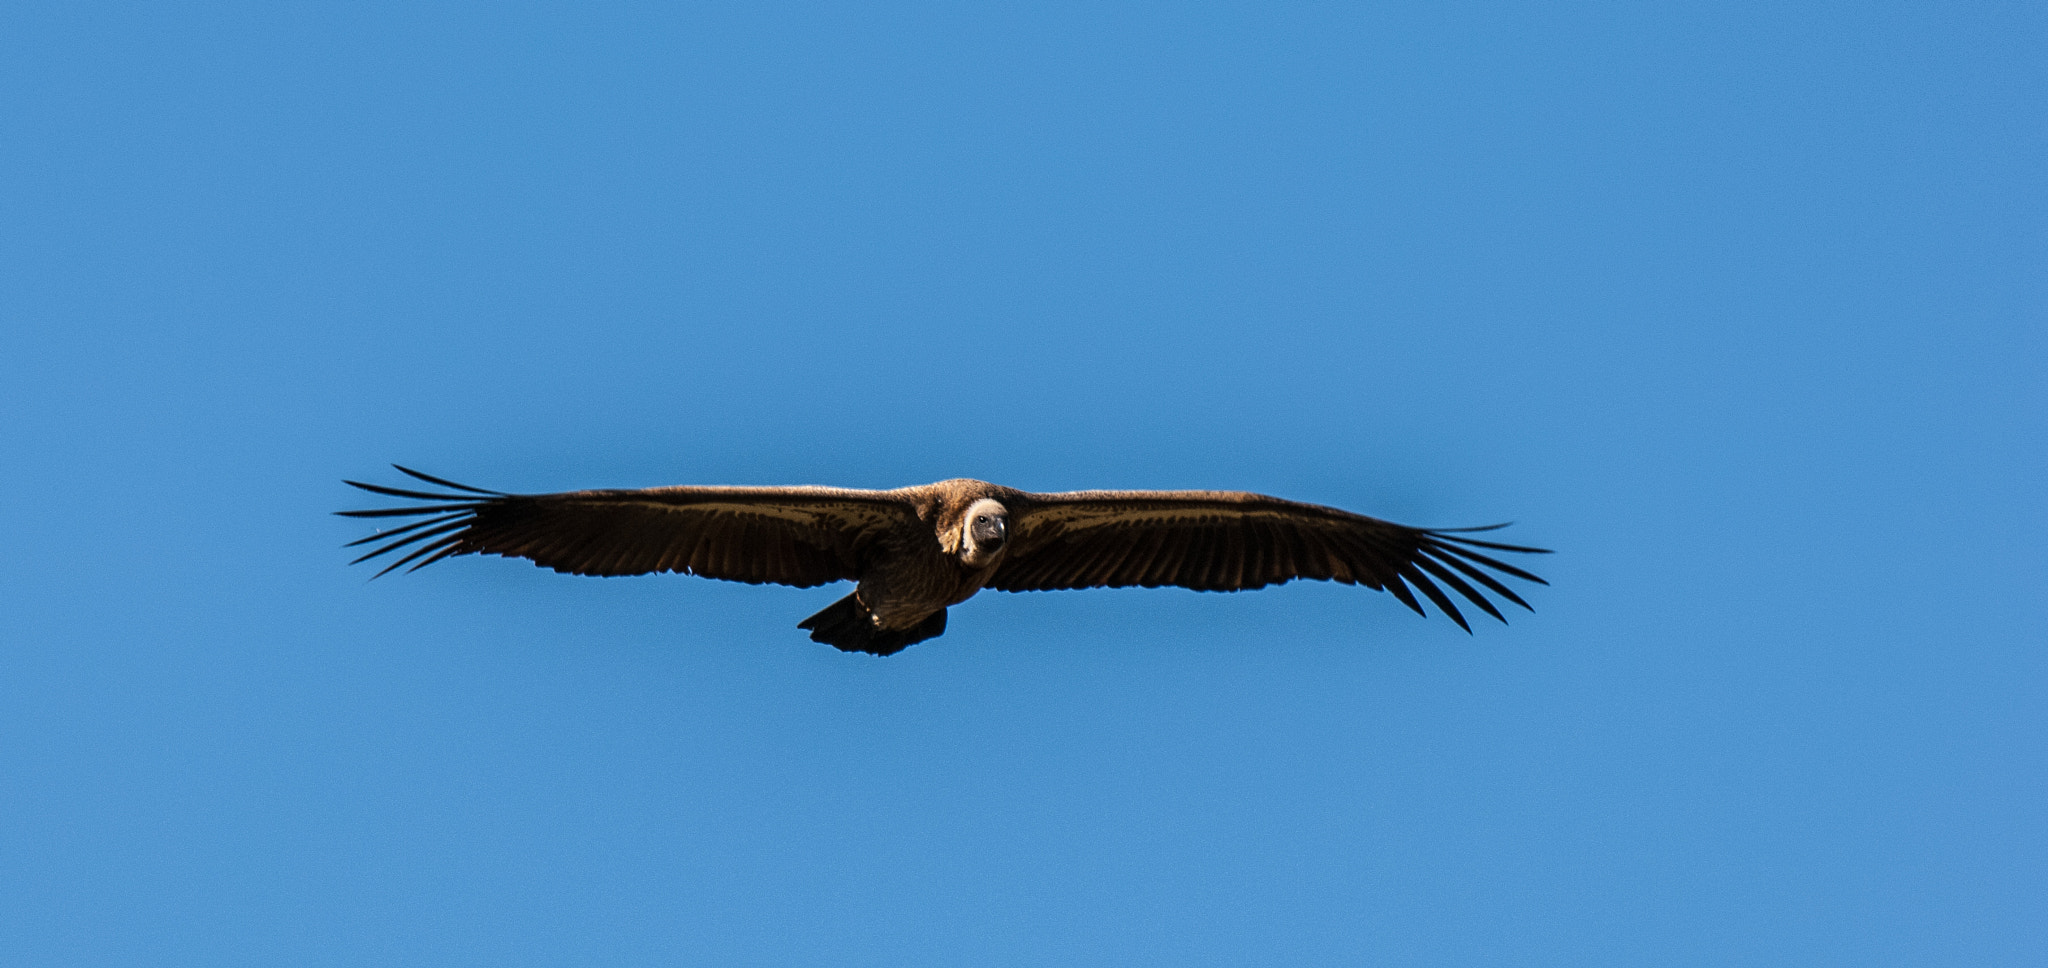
3, 2, 2041, 964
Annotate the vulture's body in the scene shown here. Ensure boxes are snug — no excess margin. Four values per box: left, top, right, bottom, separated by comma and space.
341, 467, 1549, 655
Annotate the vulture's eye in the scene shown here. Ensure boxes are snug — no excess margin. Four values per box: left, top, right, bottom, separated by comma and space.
976, 516, 987, 523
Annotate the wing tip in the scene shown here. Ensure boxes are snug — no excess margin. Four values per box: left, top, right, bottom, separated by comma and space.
1390, 524, 1551, 629
340, 467, 498, 576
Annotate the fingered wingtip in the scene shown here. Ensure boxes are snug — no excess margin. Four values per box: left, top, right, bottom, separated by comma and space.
339, 467, 494, 578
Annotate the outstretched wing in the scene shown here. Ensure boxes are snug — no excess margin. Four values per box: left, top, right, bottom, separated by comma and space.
989, 489, 1550, 631
338, 466, 914, 587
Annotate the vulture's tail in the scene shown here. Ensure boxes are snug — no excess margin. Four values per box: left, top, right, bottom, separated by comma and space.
798, 594, 947, 656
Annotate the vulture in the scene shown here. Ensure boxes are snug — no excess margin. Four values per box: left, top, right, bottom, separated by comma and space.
340, 466, 1550, 655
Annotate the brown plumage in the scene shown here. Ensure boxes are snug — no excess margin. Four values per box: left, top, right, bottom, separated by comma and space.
339, 466, 1551, 656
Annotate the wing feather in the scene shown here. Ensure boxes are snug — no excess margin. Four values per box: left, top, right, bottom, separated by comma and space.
1139, 527, 1183, 587
1423, 545, 1532, 612
350, 519, 470, 565
338, 468, 912, 587
1398, 559, 1469, 631
1411, 553, 1506, 624
1430, 541, 1549, 586
1383, 572, 1428, 617
343, 512, 465, 548
989, 489, 1550, 629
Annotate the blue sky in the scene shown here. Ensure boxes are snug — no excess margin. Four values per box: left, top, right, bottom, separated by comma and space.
3, 1, 2042, 964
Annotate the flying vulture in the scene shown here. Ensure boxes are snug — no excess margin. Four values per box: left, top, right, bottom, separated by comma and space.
340, 466, 1550, 655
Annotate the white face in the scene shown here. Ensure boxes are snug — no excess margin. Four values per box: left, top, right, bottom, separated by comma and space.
960, 499, 1009, 562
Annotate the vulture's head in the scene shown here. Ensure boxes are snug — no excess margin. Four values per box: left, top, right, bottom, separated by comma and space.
958, 498, 1009, 567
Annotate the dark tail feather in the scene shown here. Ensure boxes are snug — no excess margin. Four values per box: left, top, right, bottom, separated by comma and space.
797, 594, 947, 656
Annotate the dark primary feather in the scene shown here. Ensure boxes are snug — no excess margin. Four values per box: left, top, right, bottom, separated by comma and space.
990, 490, 1550, 632
390, 464, 505, 495
338, 466, 913, 586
